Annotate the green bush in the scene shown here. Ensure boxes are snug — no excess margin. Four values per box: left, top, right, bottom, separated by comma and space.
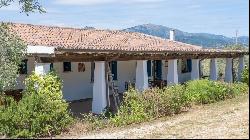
81, 79, 248, 130
184, 79, 248, 105
110, 88, 150, 127
0, 72, 73, 138
242, 67, 249, 85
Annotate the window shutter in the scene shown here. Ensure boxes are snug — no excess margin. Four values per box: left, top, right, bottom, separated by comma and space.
156, 60, 162, 80
147, 60, 151, 77
50, 63, 53, 71
187, 59, 192, 72
111, 61, 117, 80
19, 59, 28, 74
91, 62, 95, 82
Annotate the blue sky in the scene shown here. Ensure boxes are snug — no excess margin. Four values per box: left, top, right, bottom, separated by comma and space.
0, 0, 249, 37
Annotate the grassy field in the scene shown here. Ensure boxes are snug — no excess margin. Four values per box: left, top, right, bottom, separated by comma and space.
57, 93, 249, 139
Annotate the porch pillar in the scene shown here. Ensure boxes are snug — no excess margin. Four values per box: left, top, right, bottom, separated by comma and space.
237, 56, 244, 81
225, 58, 233, 82
92, 61, 107, 114
35, 63, 50, 75
209, 58, 217, 81
135, 60, 148, 92
167, 59, 178, 85
191, 59, 200, 80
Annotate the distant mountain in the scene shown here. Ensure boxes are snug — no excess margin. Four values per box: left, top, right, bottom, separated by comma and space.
123, 24, 249, 48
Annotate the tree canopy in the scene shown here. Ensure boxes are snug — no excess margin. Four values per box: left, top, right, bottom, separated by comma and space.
0, 23, 26, 93
0, 0, 45, 15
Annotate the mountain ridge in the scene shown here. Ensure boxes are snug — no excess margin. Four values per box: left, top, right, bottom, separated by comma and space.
123, 24, 249, 48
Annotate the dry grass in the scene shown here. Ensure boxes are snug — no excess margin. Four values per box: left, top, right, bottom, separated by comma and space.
58, 93, 249, 139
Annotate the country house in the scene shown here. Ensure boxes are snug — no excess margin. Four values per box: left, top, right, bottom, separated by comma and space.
7, 23, 248, 114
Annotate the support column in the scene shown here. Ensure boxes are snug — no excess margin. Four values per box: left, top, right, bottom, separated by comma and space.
167, 59, 178, 85
237, 56, 244, 81
225, 58, 233, 82
35, 63, 50, 75
191, 59, 200, 80
210, 58, 217, 81
92, 61, 107, 114
135, 60, 148, 92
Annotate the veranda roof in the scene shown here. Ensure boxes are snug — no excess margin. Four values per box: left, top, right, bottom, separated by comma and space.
6, 23, 248, 62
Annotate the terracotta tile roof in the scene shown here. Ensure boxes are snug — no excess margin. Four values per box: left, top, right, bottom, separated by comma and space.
8, 23, 205, 52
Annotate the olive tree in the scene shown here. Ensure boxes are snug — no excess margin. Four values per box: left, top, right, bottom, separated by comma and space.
0, 0, 45, 15
0, 23, 26, 93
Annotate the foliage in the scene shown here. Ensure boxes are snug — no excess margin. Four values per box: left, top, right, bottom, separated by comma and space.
184, 79, 248, 104
0, 23, 26, 94
0, 72, 73, 138
241, 67, 249, 85
81, 80, 248, 130
0, 0, 45, 15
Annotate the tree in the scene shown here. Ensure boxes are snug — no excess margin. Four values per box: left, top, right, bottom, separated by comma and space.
0, 23, 27, 94
0, 0, 45, 15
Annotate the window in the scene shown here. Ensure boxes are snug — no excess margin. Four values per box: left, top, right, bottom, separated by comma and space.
91, 62, 95, 82
110, 61, 117, 80
63, 62, 71, 72
50, 63, 53, 71
147, 60, 152, 77
181, 59, 192, 73
154, 60, 162, 80
19, 59, 28, 74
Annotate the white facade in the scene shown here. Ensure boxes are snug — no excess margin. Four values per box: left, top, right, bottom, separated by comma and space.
15, 58, 201, 101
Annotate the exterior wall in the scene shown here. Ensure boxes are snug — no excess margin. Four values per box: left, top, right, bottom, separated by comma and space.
53, 62, 93, 101
115, 60, 137, 93
15, 58, 191, 101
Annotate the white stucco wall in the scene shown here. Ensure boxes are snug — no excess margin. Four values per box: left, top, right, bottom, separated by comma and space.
115, 60, 137, 93
15, 58, 191, 101
53, 62, 93, 101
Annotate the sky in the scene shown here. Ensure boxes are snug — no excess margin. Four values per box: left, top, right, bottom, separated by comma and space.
0, 0, 249, 37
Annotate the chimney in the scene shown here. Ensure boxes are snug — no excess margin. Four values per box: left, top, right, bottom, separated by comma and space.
170, 29, 175, 41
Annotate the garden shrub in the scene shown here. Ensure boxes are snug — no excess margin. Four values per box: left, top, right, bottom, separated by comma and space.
110, 88, 150, 127
0, 72, 73, 138
242, 67, 249, 85
81, 79, 248, 130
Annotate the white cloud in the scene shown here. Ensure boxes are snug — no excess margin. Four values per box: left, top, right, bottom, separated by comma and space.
54, 0, 164, 6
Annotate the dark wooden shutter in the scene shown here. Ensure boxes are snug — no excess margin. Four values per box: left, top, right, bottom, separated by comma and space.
50, 63, 53, 71
147, 60, 152, 77
111, 61, 117, 80
187, 59, 192, 72
156, 60, 162, 80
91, 62, 95, 82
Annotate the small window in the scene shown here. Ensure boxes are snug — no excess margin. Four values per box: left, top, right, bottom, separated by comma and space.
63, 62, 71, 72
19, 59, 28, 74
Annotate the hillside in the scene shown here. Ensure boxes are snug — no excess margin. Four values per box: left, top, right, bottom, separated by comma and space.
123, 24, 249, 48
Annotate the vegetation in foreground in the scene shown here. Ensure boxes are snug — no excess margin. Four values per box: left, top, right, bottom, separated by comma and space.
81, 79, 248, 131
0, 67, 248, 138
0, 72, 73, 138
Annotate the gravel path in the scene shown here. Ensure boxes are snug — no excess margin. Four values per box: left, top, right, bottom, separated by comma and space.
75, 94, 249, 139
